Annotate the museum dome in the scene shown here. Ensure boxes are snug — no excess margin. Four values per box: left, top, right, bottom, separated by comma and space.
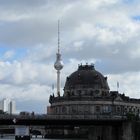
64, 64, 110, 97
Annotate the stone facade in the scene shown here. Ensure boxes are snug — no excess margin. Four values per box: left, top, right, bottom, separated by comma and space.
47, 64, 140, 119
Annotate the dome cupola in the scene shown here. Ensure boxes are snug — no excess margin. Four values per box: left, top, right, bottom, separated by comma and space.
63, 64, 109, 97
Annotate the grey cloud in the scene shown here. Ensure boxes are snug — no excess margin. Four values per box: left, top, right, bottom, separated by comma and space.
0, 61, 55, 86
62, 33, 140, 74
0, 0, 48, 8
0, 0, 121, 46
0, 19, 56, 46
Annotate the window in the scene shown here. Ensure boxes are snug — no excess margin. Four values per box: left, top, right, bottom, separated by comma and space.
71, 91, 74, 96
62, 106, 67, 113
124, 107, 127, 112
55, 107, 58, 114
129, 108, 132, 112
77, 90, 81, 96
95, 90, 99, 94
116, 106, 121, 113
103, 105, 111, 113
90, 90, 93, 96
96, 106, 101, 113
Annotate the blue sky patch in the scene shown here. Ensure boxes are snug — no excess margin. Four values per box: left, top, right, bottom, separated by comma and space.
0, 45, 27, 61
123, 0, 135, 4
132, 15, 140, 21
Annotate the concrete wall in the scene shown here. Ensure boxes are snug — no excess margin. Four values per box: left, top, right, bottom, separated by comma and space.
88, 122, 140, 140
88, 125, 119, 140
122, 122, 134, 140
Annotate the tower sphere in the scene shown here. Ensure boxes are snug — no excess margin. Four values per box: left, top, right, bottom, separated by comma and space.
54, 53, 64, 70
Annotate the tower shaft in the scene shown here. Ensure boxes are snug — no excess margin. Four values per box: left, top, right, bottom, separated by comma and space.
57, 70, 60, 96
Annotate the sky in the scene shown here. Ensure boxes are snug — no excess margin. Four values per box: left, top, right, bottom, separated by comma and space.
0, 0, 140, 113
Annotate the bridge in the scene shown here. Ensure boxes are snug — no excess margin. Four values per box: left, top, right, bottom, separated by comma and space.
0, 114, 139, 140
0, 114, 127, 126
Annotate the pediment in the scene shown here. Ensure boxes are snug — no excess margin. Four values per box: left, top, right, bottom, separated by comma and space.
114, 96, 123, 101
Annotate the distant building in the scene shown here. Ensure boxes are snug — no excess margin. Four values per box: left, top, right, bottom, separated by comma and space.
0, 98, 16, 114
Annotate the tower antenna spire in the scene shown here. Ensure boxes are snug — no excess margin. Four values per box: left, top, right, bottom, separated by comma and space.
54, 20, 64, 97
58, 20, 60, 54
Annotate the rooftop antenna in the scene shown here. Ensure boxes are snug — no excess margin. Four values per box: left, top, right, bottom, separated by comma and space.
117, 81, 119, 93
54, 20, 64, 97
52, 84, 54, 97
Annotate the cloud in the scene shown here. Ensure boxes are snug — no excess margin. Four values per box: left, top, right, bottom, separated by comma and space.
108, 71, 140, 98
0, 60, 56, 86
0, 0, 140, 113
3, 50, 15, 60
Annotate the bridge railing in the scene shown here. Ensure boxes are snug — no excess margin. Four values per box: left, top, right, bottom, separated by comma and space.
0, 114, 47, 120
46, 114, 127, 120
0, 114, 127, 121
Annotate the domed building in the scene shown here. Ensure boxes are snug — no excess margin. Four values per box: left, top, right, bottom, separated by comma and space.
46, 64, 140, 139
47, 64, 140, 119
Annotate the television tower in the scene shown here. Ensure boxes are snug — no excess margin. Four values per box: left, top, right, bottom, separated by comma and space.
54, 20, 64, 96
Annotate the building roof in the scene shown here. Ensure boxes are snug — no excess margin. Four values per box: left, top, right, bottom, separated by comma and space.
64, 64, 109, 91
